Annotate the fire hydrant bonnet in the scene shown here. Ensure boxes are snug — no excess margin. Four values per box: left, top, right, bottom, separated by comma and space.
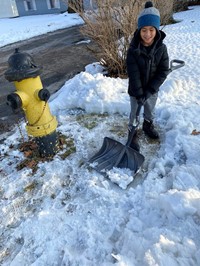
5, 48, 41, 82
137, 1, 160, 30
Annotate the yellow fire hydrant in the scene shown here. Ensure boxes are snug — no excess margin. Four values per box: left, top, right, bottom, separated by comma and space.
5, 48, 58, 157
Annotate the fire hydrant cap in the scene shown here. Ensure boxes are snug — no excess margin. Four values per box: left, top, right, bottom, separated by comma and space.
4, 48, 42, 82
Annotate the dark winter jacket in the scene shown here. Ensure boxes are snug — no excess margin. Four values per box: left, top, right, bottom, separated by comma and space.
126, 29, 169, 97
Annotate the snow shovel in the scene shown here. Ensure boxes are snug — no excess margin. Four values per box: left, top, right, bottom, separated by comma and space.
89, 103, 144, 174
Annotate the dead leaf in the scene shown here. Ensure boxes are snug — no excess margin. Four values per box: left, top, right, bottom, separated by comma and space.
24, 150, 33, 158
191, 129, 200, 135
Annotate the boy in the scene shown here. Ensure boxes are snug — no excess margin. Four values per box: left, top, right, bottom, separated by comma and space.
126, 1, 169, 151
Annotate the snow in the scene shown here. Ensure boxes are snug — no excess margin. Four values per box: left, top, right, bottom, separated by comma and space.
0, 12, 84, 48
1, 7, 200, 266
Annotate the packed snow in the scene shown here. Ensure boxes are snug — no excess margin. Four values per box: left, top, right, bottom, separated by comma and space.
0, 6, 200, 266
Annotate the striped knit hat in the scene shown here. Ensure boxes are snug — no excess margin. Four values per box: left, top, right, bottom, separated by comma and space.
138, 1, 160, 30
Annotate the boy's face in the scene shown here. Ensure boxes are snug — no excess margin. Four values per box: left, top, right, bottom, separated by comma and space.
140, 26, 157, 46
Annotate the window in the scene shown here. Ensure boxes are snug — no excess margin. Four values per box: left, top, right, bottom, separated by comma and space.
24, 0, 36, 11
47, 0, 60, 9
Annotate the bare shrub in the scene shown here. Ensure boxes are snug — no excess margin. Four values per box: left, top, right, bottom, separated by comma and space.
68, 0, 84, 13
66, 0, 174, 78
154, 0, 174, 26
68, 0, 141, 78
173, 0, 189, 12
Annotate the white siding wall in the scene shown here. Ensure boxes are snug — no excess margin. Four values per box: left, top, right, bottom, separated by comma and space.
0, 0, 19, 18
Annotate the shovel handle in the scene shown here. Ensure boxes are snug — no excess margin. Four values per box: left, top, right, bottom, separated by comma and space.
136, 102, 143, 116
136, 102, 143, 122
169, 59, 185, 72
126, 103, 143, 147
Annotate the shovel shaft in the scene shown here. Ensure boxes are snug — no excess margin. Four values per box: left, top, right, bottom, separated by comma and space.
126, 103, 143, 147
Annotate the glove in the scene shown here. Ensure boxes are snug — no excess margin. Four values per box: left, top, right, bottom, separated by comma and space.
136, 95, 145, 104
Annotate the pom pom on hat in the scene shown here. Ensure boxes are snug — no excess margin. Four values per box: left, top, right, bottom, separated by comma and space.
145, 1, 153, 8
138, 1, 160, 30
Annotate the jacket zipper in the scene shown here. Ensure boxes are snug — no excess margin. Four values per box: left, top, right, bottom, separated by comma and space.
144, 56, 152, 86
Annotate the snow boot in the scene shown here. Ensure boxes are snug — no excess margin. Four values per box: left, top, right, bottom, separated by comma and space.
128, 129, 140, 152
142, 119, 159, 139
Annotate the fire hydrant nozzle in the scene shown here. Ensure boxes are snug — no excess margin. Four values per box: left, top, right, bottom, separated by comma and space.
38, 88, 50, 102
7, 93, 22, 111
5, 49, 58, 157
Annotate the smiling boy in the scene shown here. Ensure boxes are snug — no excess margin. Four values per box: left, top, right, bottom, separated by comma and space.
126, 1, 169, 151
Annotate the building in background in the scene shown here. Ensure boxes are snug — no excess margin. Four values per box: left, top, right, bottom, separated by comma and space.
0, 0, 68, 18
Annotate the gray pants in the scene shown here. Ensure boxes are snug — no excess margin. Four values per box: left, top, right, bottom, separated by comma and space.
128, 93, 158, 128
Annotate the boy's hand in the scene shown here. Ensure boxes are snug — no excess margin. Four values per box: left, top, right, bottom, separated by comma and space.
136, 91, 153, 104
136, 95, 145, 104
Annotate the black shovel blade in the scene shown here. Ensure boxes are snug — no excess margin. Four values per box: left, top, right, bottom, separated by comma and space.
89, 137, 145, 173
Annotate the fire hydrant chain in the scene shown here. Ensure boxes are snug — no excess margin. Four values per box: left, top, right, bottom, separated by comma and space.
16, 115, 25, 143
15, 102, 46, 143
27, 102, 47, 127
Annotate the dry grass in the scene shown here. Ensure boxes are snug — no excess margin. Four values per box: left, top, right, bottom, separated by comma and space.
66, 0, 174, 77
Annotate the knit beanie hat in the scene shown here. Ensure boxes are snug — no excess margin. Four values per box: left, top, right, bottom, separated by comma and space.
138, 1, 160, 30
